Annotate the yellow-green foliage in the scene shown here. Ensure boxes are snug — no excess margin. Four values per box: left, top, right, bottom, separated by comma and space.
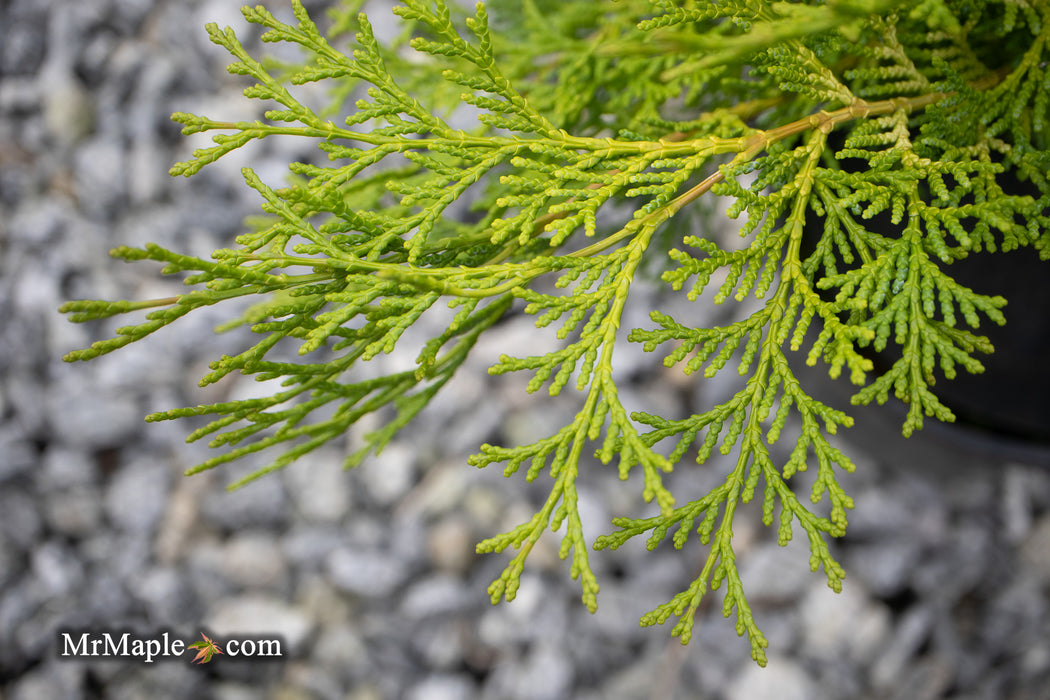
62, 0, 1050, 665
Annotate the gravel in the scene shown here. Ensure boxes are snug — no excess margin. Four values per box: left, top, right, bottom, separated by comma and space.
4, 0, 1050, 698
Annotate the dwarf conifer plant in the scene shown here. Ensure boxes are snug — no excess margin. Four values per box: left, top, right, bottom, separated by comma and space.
62, 0, 1050, 665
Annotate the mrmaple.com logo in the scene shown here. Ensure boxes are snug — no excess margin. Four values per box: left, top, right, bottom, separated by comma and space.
57, 629, 283, 664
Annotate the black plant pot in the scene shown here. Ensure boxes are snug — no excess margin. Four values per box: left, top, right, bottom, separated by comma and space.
802, 163, 1050, 464
916, 245, 1050, 444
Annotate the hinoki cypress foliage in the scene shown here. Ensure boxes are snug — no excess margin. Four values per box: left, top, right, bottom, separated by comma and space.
62, 0, 1050, 665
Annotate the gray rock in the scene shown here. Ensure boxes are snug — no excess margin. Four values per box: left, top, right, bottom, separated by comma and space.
327, 546, 412, 598
425, 515, 477, 576
407, 617, 472, 671
30, 540, 85, 598
4, 369, 49, 439
1020, 512, 1050, 585
358, 442, 417, 506
484, 642, 574, 700
7, 663, 81, 700
887, 656, 954, 700
0, 535, 20, 590
131, 562, 202, 625
476, 575, 570, 647
0, 578, 43, 660
182, 537, 235, 604
44, 485, 104, 537
0, 76, 41, 119
111, 0, 155, 34
389, 512, 428, 564
400, 574, 474, 620
581, 646, 668, 700
1001, 464, 1038, 544
844, 537, 923, 598
89, 325, 184, 391
421, 373, 505, 456
48, 379, 143, 449
0, 488, 43, 549
81, 571, 135, 620
0, 427, 36, 482
73, 137, 125, 214
85, 530, 152, 580
912, 523, 995, 600
844, 486, 916, 538
399, 458, 470, 518
40, 445, 96, 489
212, 679, 286, 699
295, 572, 351, 623
219, 533, 289, 590
981, 577, 1047, 656
283, 448, 352, 524
8, 198, 68, 249
737, 539, 818, 604
105, 455, 171, 533
1, 14, 47, 76
201, 474, 289, 531
313, 624, 371, 680
281, 525, 346, 571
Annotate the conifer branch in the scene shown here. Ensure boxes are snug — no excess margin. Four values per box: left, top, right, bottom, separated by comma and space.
61, 0, 1050, 664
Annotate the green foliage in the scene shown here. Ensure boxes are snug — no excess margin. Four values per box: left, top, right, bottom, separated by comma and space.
61, 0, 1050, 665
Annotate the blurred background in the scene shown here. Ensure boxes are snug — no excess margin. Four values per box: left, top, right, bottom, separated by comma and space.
2, 1, 1050, 698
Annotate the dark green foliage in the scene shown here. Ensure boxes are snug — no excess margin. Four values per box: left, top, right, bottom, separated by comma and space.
62, 0, 1050, 665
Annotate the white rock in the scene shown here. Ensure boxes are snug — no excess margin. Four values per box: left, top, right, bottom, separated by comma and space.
405, 674, 476, 700
799, 580, 891, 662
870, 606, 934, 691
30, 540, 84, 598
207, 595, 313, 653
359, 442, 417, 506
283, 449, 352, 523
726, 656, 824, 700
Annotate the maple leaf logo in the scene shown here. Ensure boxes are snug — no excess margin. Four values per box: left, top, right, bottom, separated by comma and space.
187, 633, 224, 664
